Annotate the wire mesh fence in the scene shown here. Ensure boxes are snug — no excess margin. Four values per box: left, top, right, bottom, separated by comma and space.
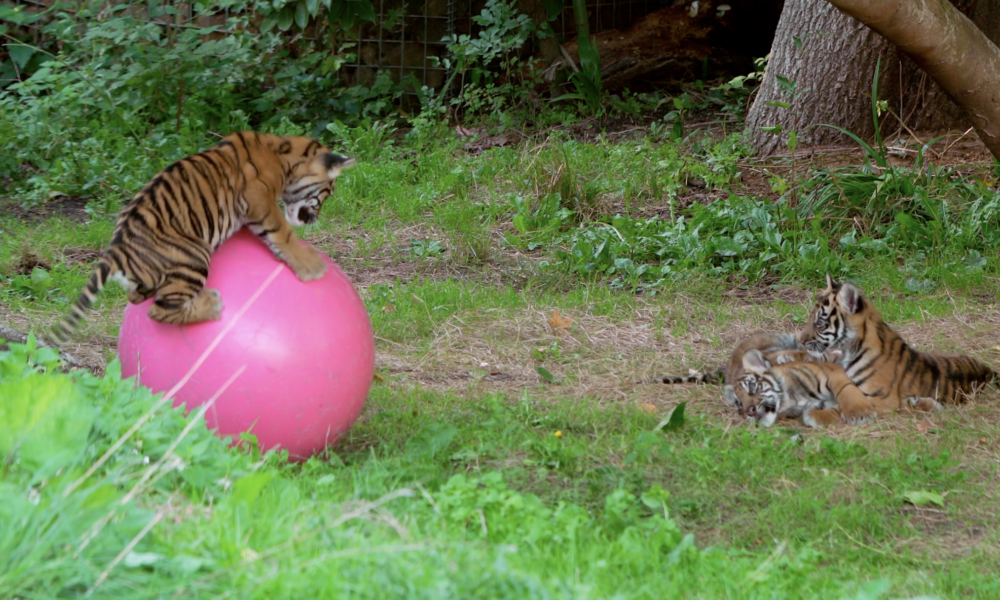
3, 0, 667, 95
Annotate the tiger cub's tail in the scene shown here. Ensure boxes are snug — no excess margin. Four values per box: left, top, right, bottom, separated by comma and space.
46, 258, 113, 348
641, 365, 726, 385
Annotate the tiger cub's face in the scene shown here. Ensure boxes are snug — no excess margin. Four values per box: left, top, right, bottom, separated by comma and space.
737, 348, 843, 426
800, 274, 865, 352
738, 349, 785, 427
279, 136, 356, 227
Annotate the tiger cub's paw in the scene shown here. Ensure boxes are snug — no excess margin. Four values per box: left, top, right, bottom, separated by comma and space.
802, 407, 840, 428
288, 247, 329, 282
906, 396, 942, 412
838, 406, 875, 426
196, 288, 225, 321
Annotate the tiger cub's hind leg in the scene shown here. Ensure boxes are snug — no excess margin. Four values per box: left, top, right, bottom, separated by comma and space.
147, 269, 223, 325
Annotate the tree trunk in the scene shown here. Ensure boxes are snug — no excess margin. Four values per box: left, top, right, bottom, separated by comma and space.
824, 0, 1000, 160
746, 0, 894, 155
748, 0, 1000, 155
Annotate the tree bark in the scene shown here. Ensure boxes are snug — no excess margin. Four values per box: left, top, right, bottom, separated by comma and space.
824, 0, 1000, 160
749, 0, 1000, 156
746, 0, 894, 156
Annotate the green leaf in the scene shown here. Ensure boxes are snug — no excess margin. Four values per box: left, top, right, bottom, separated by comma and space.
405, 423, 458, 459
760, 125, 782, 135
30, 267, 51, 293
7, 44, 36, 70
765, 100, 790, 109
277, 6, 295, 30
542, 0, 563, 19
124, 552, 164, 569
902, 490, 944, 508
713, 236, 744, 257
640, 485, 671, 512
260, 13, 279, 31
0, 373, 95, 474
787, 130, 798, 153
294, 2, 309, 28
227, 472, 275, 507
654, 402, 686, 432
306, 0, 320, 16
536, 365, 560, 384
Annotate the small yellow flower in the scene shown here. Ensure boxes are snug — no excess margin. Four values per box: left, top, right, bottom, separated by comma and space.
554, 430, 563, 438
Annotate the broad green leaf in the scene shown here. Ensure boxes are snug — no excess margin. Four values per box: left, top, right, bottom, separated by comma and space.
902, 490, 944, 508
7, 44, 36, 70
536, 365, 559, 384
0, 374, 95, 474
124, 552, 164, 568
277, 5, 294, 30
294, 2, 309, 28
640, 485, 671, 512
227, 472, 274, 507
405, 423, 458, 459
654, 402, 686, 432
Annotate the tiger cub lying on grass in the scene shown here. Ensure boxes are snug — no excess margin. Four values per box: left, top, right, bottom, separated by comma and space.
644, 331, 834, 416
798, 275, 998, 413
649, 275, 997, 428
740, 275, 998, 427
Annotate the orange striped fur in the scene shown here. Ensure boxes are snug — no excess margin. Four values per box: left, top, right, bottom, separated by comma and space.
797, 275, 997, 418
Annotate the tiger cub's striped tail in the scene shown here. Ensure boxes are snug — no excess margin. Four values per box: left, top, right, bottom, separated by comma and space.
641, 365, 726, 385
46, 258, 113, 348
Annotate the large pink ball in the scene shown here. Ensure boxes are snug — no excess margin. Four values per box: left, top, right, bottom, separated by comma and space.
118, 229, 374, 461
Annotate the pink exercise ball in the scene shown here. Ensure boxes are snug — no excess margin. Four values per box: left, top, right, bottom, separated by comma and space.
118, 229, 375, 461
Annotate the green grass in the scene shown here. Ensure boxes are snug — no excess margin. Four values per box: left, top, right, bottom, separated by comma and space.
4, 340, 1000, 598
4, 124, 1000, 599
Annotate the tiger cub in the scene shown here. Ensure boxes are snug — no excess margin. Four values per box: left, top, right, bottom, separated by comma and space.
47, 132, 356, 346
800, 275, 997, 413
643, 331, 831, 415
740, 348, 893, 428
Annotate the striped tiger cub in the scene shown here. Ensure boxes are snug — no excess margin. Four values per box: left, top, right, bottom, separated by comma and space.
739, 347, 894, 428
643, 331, 832, 415
800, 275, 997, 412
47, 131, 356, 346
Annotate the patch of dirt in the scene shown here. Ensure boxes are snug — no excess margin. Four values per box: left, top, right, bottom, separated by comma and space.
1, 195, 92, 223
0, 300, 115, 377
62, 248, 103, 266
10, 251, 51, 275
307, 226, 533, 291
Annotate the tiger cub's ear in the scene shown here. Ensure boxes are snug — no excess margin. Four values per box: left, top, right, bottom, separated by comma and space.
825, 273, 834, 291
323, 152, 357, 178
837, 282, 861, 314
741, 349, 770, 375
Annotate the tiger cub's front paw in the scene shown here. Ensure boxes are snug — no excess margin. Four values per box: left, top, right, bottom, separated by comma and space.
287, 246, 329, 281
